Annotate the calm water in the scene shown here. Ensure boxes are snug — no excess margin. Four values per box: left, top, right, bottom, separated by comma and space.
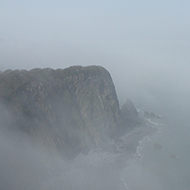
1, 98, 189, 190
122, 104, 190, 190
40, 104, 190, 190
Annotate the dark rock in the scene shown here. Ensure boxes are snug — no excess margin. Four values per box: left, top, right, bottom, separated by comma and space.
120, 99, 140, 133
144, 111, 161, 119
169, 154, 176, 159
153, 143, 163, 150
121, 99, 138, 118
0, 66, 125, 158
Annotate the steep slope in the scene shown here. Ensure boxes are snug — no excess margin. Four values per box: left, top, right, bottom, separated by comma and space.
0, 66, 124, 158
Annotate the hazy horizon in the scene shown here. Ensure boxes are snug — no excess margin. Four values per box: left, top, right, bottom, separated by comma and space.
1, 2, 190, 189
1, 1, 190, 108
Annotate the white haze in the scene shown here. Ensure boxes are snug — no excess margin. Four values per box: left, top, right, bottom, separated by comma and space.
1, 0, 190, 189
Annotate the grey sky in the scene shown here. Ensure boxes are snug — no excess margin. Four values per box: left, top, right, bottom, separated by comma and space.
1, 0, 190, 106
1, 2, 190, 189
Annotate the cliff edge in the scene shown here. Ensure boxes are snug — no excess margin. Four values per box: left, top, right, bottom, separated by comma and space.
0, 66, 132, 158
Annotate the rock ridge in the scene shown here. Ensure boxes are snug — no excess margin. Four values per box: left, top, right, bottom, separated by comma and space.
0, 65, 138, 158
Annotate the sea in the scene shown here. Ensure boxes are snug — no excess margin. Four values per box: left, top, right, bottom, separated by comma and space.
1, 97, 189, 190
47, 101, 190, 190
121, 101, 190, 190
41, 102, 187, 190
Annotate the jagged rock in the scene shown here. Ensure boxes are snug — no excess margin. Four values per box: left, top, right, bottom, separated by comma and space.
121, 99, 138, 118
120, 99, 139, 133
144, 111, 161, 119
0, 66, 124, 158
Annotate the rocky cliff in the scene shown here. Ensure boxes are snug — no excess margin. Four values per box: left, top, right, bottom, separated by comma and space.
0, 66, 137, 158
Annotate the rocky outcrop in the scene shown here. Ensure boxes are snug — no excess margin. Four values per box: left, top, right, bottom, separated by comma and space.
120, 99, 140, 133
0, 66, 126, 158
121, 99, 138, 119
144, 111, 161, 119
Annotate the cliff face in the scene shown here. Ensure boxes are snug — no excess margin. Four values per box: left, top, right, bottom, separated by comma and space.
0, 66, 124, 158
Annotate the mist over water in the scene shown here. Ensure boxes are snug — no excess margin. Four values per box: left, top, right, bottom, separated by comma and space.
0, 66, 190, 190
1, 1, 190, 189
121, 80, 190, 190
0, 94, 159, 190
0, 62, 190, 190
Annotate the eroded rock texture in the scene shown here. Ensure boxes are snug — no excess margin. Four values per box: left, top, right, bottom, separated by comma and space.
0, 66, 126, 158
